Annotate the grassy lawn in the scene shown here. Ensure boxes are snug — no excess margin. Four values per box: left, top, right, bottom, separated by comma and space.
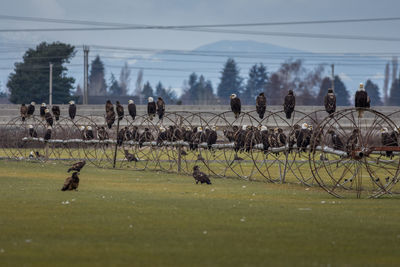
0, 160, 399, 266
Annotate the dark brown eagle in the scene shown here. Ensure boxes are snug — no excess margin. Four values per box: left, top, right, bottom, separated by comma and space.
256, 92, 267, 119
328, 129, 344, 151
105, 100, 114, 113
97, 126, 109, 140
20, 104, 28, 121
106, 108, 116, 129
205, 126, 217, 150
192, 165, 211, 185
283, 90, 295, 119
44, 126, 52, 141
67, 161, 86, 173
51, 105, 60, 121
355, 83, 370, 118
230, 94, 241, 119
381, 128, 398, 158
324, 88, 336, 115
116, 101, 124, 121
124, 150, 138, 162
68, 100, 76, 120
128, 100, 136, 120
45, 109, 53, 127
61, 172, 80, 191
156, 97, 165, 120
27, 102, 35, 117
147, 97, 156, 120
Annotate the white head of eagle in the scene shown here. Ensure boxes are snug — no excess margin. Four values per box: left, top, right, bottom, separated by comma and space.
230, 94, 237, 99
148, 97, 154, 103
128, 100, 134, 104
358, 83, 365, 91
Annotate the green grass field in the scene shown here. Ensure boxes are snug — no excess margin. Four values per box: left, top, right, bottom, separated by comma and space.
0, 160, 400, 266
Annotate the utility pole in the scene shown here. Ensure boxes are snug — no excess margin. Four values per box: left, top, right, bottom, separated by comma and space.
49, 63, 53, 105
331, 64, 335, 92
83, 45, 89, 104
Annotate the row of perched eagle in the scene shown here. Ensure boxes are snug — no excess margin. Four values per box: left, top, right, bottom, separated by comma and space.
19, 83, 371, 127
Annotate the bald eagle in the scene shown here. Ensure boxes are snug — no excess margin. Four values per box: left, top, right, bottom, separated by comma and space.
147, 97, 156, 120
61, 172, 80, 191
289, 124, 301, 153
346, 129, 359, 154
276, 128, 287, 147
139, 128, 153, 147
128, 100, 136, 120
68, 101, 76, 120
40, 103, 47, 120
20, 104, 28, 121
355, 83, 370, 118
230, 94, 241, 119
28, 125, 37, 138
381, 128, 398, 158
117, 128, 125, 146
67, 161, 86, 173
27, 102, 35, 117
52, 105, 60, 121
45, 109, 53, 127
116, 101, 124, 121
328, 129, 344, 151
256, 92, 267, 119
85, 126, 94, 140
157, 126, 168, 146
297, 123, 311, 152
193, 165, 211, 184
156, 97, 165, 120
283, 90, 295, 119
206, 126, 217, 150
105, 100, 113, 113
260, 126, 269, 154
324, 88, 336, 115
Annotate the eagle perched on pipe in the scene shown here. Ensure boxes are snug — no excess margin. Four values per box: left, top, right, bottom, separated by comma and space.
230, 94, 241, 119
256, 92, 266, 119
283, 90, 295, 119
355, 83, 370, 118
324, 88, 336, 115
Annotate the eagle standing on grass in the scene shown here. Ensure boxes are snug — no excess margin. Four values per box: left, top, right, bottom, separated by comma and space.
45, 109, 53, 127
61, 172, 80, 191
156, 97, 165, 120
147, 97, 156, 120
324, 88, 336, 115
20, 104, 28, 121
124, 150, 138, 162
192, 165, 212, 185
355, 83, 370, 118
116, 101, 124, 121
230, 94, 241, 119
52, 105, 60, 121
128, 100, 136, 120
69, 100, 76, 120
40, 103, 47, 120
67, 161, 86, 173
283, 90, 295, 119
27, 102, 35, 117
256, 92, 266, 119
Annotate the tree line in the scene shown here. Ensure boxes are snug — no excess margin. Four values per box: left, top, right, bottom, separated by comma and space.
6, 42, 400, 106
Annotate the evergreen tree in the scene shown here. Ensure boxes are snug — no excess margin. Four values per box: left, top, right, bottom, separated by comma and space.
141, 81, 154, 99
389, 79, 400, 106
383, 63, 390, 105
334, 76, 350, 106
265, 73, 283, 105
364, 79, 382, 106
88, 55, 107, 96
108, 73, 122, 96
180, 73, 217, 104
242, 63, 268, 105
217, 58, 242, 103
8, 42, 75, 104
316, 77, 331, 105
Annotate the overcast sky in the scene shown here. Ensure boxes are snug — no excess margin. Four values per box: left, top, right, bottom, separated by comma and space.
1, 0, 400, 94
1, 0, 400, 52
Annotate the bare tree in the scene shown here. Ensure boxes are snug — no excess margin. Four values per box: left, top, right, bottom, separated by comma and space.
383, 63, 390, 105
119, 62, 131, 95
135, 69, 143, 104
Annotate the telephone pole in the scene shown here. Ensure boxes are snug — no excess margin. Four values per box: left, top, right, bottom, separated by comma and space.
83, 45, 89, 104
331, 64, 335, 92
49, 63, 53, 105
